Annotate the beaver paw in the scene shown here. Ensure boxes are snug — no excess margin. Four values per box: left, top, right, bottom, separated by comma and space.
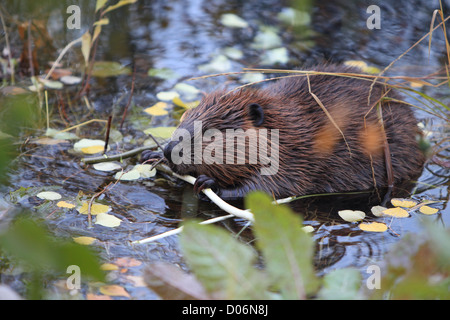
194, 175, 220, 195
140, 150, 163, 164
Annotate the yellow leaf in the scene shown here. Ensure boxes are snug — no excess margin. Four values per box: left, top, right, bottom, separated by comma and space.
80, 145, 104, 154
344, 60, 380, 74
383, 207, 409, 218
104, 0, 138, 14
99, 285, 130, 297
359, 222, 388, 232
419, 205, 439, 215
144, 102, 169, 116
100, 263, 119, 271
57, 201, 76, 209
391, 198, 417, 208
81, 31, 92, 65
143, 126, 177, 140
73, 236, 97, 245
95, 0, 108, 12
95, 212, 121, 227
173, 96, 199, 109
93, 18, 109, 26
78, 202, 110, 215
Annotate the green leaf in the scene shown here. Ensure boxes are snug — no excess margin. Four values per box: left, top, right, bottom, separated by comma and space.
180, 220, 270, 299
0, 217, 105, 281
318, 268, 362, 300
143, 126, 176, 140
247, 191, 319, 299
91, 61, 131, 77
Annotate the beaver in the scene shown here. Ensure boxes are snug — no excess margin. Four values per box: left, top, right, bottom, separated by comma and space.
142, 65, 425, 200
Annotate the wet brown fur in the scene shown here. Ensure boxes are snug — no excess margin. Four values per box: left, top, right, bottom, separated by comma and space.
168, 65, 425, 199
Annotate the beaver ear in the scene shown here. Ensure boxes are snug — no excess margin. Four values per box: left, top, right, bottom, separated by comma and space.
248, 103, 264, 127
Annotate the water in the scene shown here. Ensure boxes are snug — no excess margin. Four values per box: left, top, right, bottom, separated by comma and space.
1, 0, 449, 299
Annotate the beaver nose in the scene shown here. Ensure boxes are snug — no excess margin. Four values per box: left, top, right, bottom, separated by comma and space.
163, 140, 179, 163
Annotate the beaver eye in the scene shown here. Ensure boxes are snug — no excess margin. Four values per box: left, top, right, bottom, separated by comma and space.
248, 103, 264, 127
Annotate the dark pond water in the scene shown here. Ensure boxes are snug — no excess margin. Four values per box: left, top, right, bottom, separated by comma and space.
1, 0, 449, 299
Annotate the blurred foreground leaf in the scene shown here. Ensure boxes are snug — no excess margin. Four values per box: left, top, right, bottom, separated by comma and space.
0, 216, 104, 299
247, 192, 319, 299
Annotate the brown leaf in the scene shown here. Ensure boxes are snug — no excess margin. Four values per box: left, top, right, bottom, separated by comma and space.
144, 262, 210, 300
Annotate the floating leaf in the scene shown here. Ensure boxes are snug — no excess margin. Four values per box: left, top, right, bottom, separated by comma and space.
391, 198, 417, 208
95, 212, 121, 228
133, 164, 156, 178
371, 205, 387, 217
74, 139, 107, 154
57, 201, 76, 209
45, 128, 78, 140
33, 137, 68, 145
338, 210, 365, 222
172, 96, 199, 109
261, 47, 289, 65
93, 161, 122, 172
114, 257, 142, 268
99, 285, 130, 297
36, 191, 62, 200
419, 205, 439, 215
77, 202, 110, 215
148, 68, 178, 80
73, 236, 97, 245
239, 72, 265, 84
114, 169, 140, 181
251, 27, 282, 50
81, 145, 104, 154
91, 61, 131, 77
86, 293, 112, 300
100, 263, 119, 271
198, 55, 231, 73
174, 83, 200, 99
143, 126, 176, 140
302, 225, 314, 233
277, 7, 311, 26
144, 102, 169, 116
383, 207, 409, 218
156, 91, 179, 101
223, 47, 243, 60
60, 75, 82, 85
220, 13, 249, 28
359, 222, 388, 232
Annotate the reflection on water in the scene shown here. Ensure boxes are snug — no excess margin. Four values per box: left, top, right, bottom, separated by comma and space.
1, 0, 449, 298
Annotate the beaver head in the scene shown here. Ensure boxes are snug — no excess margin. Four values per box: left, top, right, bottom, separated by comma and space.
162, 88, 284, 190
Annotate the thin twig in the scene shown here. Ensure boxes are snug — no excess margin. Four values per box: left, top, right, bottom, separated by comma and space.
103, 115, 112, 154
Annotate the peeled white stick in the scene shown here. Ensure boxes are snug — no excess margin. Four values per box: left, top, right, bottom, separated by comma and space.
131, 164, 295, 245
131, 214, 235, 245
